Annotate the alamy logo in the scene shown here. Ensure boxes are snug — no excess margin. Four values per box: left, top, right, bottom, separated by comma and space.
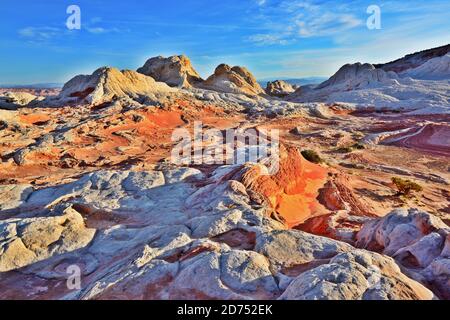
367, 5, 382, 30
66, 5, 81, 30
66, 264, 81, 290
171, 122, 280, 175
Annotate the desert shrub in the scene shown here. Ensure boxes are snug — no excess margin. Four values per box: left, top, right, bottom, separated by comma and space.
301, 150, 323, 164
337, 143, 365, 153
337, 146, 354, 153
352, 143, 365, 150
391, 177, 423, 196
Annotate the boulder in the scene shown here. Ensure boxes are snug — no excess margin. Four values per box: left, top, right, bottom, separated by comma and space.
137, 55, 203, 88
202, 64, 264, 96
0, 92, 37, 109
265, 80, 295, 97
356, 208, 448, 255
0, 207, 96, 272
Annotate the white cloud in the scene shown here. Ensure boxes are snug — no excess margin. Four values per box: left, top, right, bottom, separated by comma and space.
247, 0, 363, 45
18, 27, 61, 41
86, 27, 107, 34
247, 34, 289, 45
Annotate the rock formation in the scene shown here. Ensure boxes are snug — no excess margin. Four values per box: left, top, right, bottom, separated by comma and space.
316, 63, 399, 91
0, 165, 438, 300
402, 54, 450, 80
0, 91, 38, 110
202, 64, 265, 96
238, 145, 328, 227
375, 44, 450, 74
55, 67, 174, 105
288, 61, 449, 112
137, 55, 203, 88
0, 206, 95, 272
356, 208, 450, 299
265, 80, 296, 97
1, 45, 449, 300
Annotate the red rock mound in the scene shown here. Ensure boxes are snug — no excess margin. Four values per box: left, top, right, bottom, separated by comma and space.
239, 145, 328, 227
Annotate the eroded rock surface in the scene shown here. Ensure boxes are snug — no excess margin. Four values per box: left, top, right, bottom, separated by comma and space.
279, 250, 434, 300
357, 208, 450, 299
0, 92, 38, 110
0, 207, 95, 272
0, 49, 449, 300
51, 67, 174, 105
0, 164, 438, 300
265, 80, 295, 98
137, 55, 203, 88
202, 64, 265, 96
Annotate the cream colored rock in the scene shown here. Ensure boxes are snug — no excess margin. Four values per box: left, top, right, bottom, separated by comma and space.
202, 64, 264, 96
137, 55, 203, 88
0, 92, 37, 109
56, 67, 174, 104
279, 250, 435, 300
357, 208, 450, 299
265, 80, 295, 97
0, 207, 96, 272
255, 229, 352, 272
0, 184, 33, 211
356, 208, 448, 256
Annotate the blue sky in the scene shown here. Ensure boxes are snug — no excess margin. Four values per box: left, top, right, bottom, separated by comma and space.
1, 0, 449, 84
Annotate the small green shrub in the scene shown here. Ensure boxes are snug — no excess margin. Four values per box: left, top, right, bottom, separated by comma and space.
391, 177, 423, 196
301, 150, 323, 164
352, 143, 365, 150
337, 146, 354, 153
337, 143, 365, 153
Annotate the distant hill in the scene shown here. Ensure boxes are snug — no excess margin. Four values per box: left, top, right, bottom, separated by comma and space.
258, 77, 328, 88
0, 83, 63, 89
374, 44, 450, 73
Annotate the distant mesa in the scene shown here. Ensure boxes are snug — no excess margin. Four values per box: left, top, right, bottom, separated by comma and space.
201, 63, 265, 96
137, 55, 203, 88
265, 80, 296, 98
57, 67, 174, 105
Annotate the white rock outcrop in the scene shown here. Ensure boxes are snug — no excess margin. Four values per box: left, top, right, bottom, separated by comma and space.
0, 207, 96, 272
402, 54, 450, 80
0, 164, 438, 300
0, 92, 38, 109
54, 67, 174, 105
357, 208, 450, 299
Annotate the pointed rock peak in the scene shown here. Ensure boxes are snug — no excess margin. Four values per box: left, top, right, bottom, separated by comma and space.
137, 54, 203, 88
